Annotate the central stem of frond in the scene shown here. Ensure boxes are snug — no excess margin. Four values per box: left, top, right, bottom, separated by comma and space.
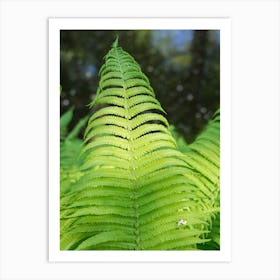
115, 47, 140, 250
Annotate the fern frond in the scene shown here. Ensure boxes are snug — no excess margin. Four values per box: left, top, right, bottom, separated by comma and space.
60, 41, 219, 250
184, 110, 220, 249
60, 108, 73, 141
60, 110, 88, 194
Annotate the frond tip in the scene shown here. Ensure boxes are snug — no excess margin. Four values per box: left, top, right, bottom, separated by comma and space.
112, 36, 119, 48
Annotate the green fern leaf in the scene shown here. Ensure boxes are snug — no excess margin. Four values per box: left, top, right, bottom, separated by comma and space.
60, 110, 88, 194
184, 110, 220, 249
60, 40, 219, 250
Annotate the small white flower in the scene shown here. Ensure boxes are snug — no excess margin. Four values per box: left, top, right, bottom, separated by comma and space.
177, 219, 187, 226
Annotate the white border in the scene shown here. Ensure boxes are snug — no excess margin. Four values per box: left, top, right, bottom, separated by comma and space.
49, 18, 231, 262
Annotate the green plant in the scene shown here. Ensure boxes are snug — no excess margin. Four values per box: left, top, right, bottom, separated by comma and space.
60, 108, 88, 194
60, 38, 220, 250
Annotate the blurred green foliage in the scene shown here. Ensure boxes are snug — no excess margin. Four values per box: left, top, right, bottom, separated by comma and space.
60, 30, 219, 142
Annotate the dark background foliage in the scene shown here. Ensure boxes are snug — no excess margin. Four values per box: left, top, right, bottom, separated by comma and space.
60, 30, 220, 143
